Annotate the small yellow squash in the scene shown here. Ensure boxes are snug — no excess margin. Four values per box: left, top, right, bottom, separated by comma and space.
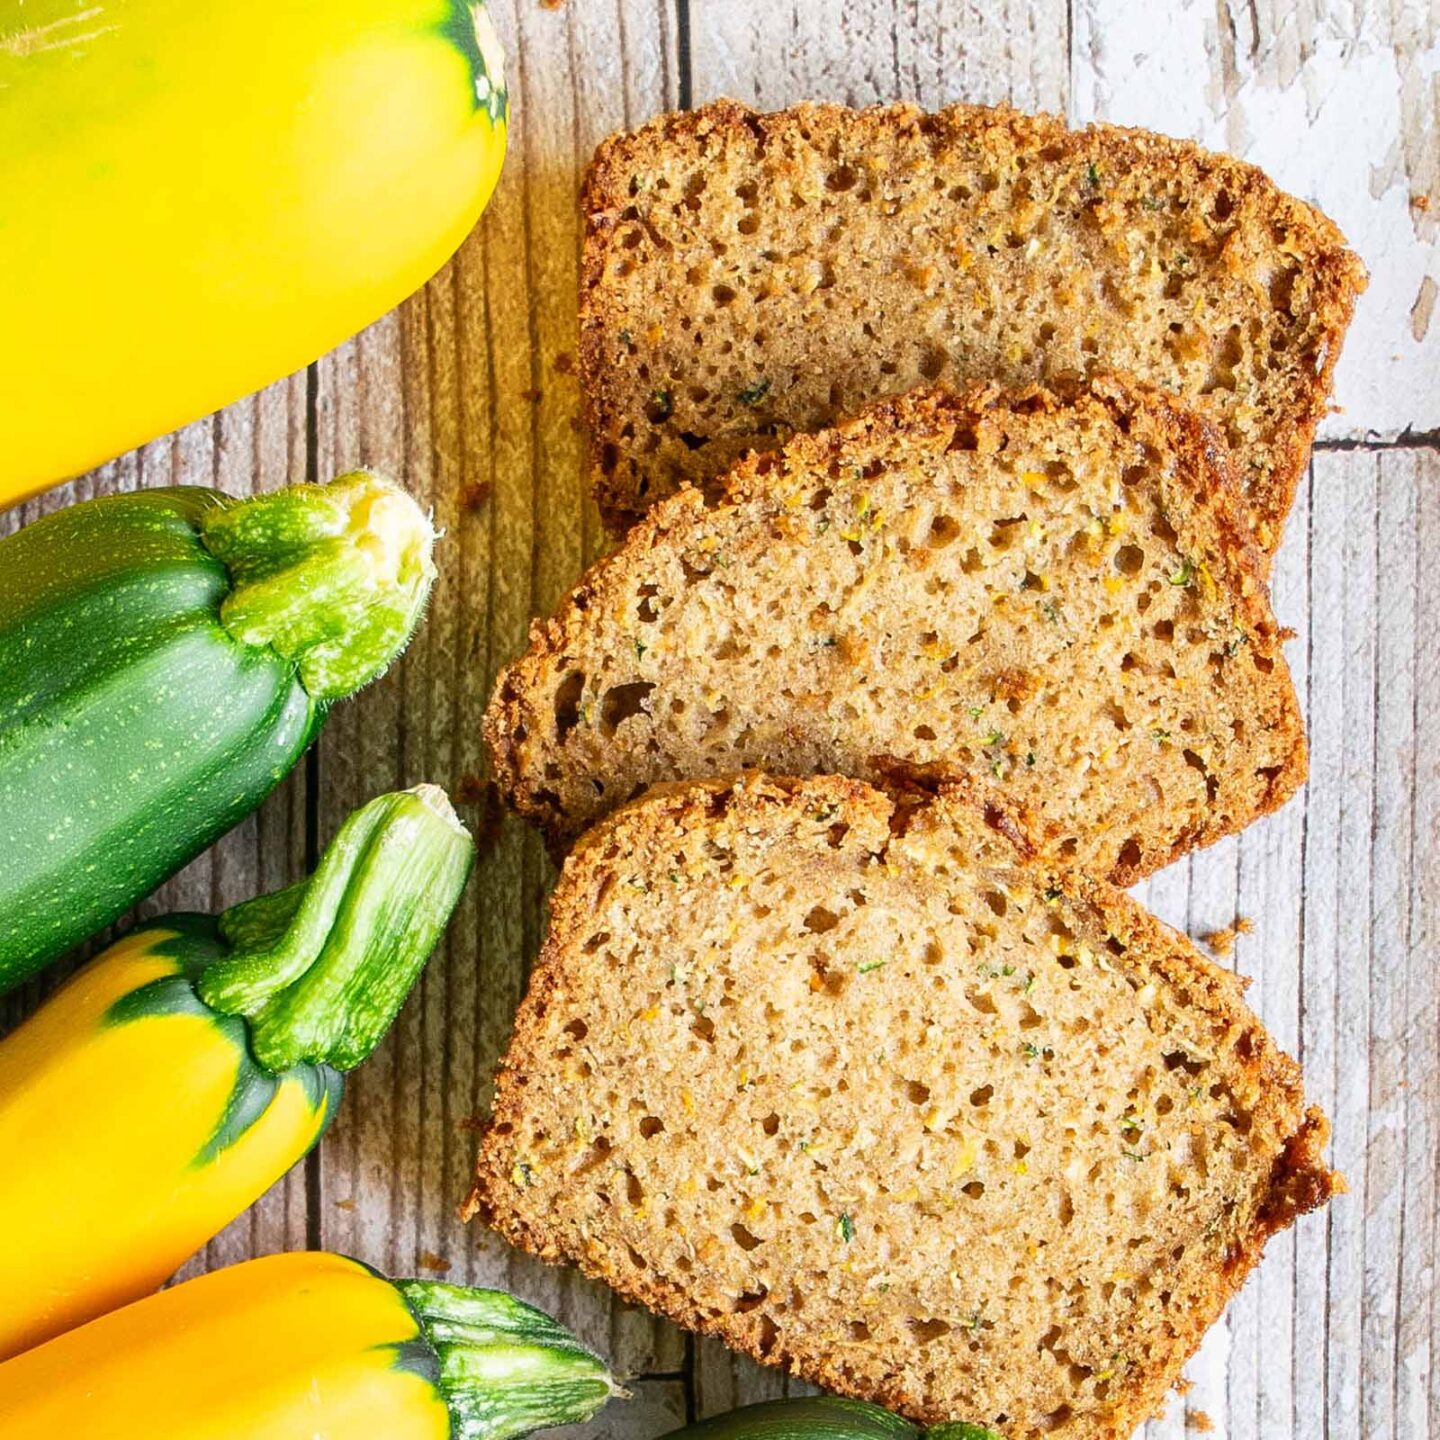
0, 1251, 617, 1439
0, 785, 474, 1359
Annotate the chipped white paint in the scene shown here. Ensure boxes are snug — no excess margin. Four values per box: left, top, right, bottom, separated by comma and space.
1073, 0, 1440, 440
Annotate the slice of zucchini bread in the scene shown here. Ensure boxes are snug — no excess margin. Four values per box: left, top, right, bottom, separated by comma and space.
485, 380, 1306, 884
467, 774, 1336, 1440
581, 100, 1365, 549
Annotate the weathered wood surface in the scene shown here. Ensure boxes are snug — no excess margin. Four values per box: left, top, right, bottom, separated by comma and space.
2, 4, 1435, 1438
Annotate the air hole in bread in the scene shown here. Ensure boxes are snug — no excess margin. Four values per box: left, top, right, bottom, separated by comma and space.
1181, 749, 1218, 805
919, 345, 948, 380
910, 1318, 952, 1344
1114, 543, 1146, 576
600, 681, 655, 735
553, 671, 586, 738
929, 513, 961, 547
803, 905, 840, 934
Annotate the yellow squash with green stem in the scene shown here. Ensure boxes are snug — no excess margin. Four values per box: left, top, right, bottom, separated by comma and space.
0, 1251, 618, 1439
0, 785, 474, 1360
0, 0, 507, 502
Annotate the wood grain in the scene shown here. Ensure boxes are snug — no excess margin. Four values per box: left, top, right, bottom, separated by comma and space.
0, 5, 1434, 1439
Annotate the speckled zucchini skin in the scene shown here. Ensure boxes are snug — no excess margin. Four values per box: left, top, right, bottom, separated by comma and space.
0, 488, 321, 991
654, 1398, 998, 1440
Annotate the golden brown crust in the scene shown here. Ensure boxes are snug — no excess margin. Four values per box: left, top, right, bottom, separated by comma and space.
484, 378, 1308, 884
466, 774, 1337, 1439
580, 99, 1366, 546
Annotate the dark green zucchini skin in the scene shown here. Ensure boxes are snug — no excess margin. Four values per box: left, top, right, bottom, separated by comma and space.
656, 1399, 998, 1440
0, 489, 322, 992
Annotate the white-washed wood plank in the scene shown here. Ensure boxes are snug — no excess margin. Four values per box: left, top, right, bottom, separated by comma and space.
310, 0, 685, 1378
1300, 444, 1378, 1437
695, 1334, 787, 1419
689, 0, 1069, 113
1402, 447, 1440, 1439
1071, 0, 1440, 441
1365, 446, 1436, 1440
1357, 441, 1417, 1438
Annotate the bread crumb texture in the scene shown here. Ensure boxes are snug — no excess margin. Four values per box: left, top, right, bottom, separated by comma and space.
486, 381, 1307, 883
468, 775, 1336, 1440
580, 100, 1365, 550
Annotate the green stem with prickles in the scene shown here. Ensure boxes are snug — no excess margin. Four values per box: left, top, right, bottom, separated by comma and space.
395, 1282, 620, 1440
197, 785, 474, 1073
199, 470, 437, 702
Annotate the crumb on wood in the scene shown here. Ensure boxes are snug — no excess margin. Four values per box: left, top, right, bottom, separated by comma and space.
418, 1250, 452, 1273
553, 350, 575, 374
333, 1197, 356, 1211
522, 387, 543, 404
539, 0, 564, 8
1201, 915, 1253, 958
460, 481, 492, 512
1186, 1408, 1215, 1433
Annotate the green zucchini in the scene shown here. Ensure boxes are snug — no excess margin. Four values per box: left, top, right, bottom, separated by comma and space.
0, 472, 435, 993
657, 1398, 1001, 1440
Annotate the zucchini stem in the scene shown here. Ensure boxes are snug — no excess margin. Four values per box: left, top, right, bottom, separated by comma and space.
199, 471, 437, 702
395, 1281, 620, 1440
198, 785, 474, 1072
